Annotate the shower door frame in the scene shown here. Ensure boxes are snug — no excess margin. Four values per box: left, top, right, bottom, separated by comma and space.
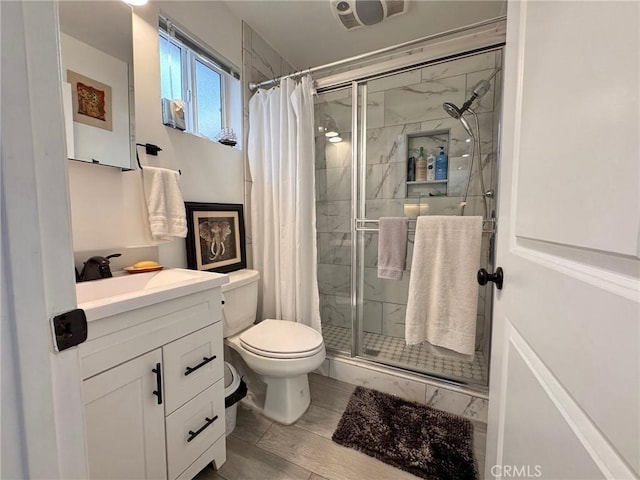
349, 80, 363, 357
333, 47, 505, 389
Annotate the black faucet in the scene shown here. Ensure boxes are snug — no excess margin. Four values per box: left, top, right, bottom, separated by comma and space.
79, 253, 121, 282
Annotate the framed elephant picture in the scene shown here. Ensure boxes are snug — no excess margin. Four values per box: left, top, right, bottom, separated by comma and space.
185, 202, 247, 273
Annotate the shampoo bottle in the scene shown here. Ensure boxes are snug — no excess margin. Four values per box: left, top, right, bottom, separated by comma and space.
407, 156, 416, 182
426, 152, 436, 181
415, 147, 427, 181
435, 146, 448, 181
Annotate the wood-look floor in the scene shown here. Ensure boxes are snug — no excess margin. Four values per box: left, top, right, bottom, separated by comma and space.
194, 374, 487, 480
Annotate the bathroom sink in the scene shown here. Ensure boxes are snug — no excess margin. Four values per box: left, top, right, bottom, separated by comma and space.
76, 268, 228, 321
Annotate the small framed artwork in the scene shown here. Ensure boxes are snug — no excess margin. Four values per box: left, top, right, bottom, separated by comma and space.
67, 69, 113, 131
185, 202, 247, 273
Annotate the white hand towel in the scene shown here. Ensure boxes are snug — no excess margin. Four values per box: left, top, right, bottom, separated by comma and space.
141, 167, 187, 241
377, 217, 408, 280
405, 216, 482, 356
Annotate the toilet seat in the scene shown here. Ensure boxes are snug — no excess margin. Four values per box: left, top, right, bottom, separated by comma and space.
239, 319, 324, 359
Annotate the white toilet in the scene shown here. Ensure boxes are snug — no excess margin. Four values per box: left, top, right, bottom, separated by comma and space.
221, 269, 325, 425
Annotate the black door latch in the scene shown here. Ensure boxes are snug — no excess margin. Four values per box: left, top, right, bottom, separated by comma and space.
52, 309, 87, 351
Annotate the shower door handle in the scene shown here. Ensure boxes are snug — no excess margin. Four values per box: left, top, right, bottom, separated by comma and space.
477, 267, 504, 290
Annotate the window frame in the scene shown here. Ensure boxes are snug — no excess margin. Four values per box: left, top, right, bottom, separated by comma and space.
159, 27, 230, 141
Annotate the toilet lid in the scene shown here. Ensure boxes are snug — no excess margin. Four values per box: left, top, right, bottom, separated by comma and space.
239, 319, 324, 359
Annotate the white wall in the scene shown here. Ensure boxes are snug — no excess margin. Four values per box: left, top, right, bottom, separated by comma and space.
67, 0, 244, 268
1, 257, 26, 480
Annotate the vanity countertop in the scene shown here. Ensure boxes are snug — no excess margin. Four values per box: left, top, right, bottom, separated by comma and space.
76, 268, 228, 321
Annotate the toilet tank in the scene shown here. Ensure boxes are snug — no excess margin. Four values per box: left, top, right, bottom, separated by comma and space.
221, 269, 260, 337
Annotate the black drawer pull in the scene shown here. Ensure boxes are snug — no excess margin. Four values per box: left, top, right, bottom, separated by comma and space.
152, 363, 163, 405
184, 355, 217, 376
187, 415, 218, 443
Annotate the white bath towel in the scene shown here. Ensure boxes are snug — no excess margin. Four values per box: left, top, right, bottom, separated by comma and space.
405, 216, 482, 356
142, 167, 187, 241
377, 217, 408, 280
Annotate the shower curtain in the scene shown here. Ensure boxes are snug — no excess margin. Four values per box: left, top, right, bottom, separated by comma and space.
248, 76, 321, 332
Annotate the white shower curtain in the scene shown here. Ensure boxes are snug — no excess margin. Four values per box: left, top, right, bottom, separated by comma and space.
248, 76, 321, 333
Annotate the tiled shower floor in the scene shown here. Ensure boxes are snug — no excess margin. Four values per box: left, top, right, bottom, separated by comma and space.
322, 323, 488, 384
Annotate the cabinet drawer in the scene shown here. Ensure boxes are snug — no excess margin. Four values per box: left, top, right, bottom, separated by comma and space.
163, 322, 223, 414
166, 380, 225, 480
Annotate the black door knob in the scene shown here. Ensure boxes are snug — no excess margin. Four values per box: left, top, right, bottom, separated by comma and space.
477, 267, 504, 290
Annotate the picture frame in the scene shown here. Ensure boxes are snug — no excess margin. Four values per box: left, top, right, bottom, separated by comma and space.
67, 69, 113, 131
185, 202, 247, 273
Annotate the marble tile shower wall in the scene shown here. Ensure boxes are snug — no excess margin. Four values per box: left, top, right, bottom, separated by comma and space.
315, 51, 501, 352
242, 23, 296, 267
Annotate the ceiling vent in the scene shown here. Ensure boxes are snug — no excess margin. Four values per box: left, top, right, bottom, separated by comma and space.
331, 0, 408, 30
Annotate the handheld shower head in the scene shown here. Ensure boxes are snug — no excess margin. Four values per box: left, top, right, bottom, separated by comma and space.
443, 102, 474, 137
442, 68, 500, 122
442, 68, 500, 137
458, 114, 474, 138
443, 101, 462, 119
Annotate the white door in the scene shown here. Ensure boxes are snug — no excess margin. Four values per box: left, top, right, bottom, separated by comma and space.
83, 349, 167, 479
485, 2, 639, 479
2, 1, 87, 478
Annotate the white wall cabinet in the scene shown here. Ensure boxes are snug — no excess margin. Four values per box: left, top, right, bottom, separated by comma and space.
79, 286, 226, 480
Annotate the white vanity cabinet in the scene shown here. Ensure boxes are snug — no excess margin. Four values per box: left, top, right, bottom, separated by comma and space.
78, 278, 227, 480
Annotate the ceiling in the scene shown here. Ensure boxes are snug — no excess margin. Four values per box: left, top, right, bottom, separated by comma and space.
223, 0, 506, 70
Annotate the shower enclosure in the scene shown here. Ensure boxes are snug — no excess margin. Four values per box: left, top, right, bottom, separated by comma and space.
314, 48, 503, 388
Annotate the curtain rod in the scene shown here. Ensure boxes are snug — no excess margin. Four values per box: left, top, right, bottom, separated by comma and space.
248, 15, 506, 92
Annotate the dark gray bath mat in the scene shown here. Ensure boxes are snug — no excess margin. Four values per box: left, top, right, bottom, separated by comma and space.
332, 386, 477, 480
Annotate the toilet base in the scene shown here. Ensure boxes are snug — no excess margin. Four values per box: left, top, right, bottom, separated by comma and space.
224, 331, 324, 425
262, 374, 311, 425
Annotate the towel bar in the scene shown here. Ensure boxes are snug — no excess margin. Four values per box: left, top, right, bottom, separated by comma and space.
354, 218, 496, 234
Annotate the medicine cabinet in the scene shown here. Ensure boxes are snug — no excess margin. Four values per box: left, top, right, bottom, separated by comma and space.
58, 1, 135, 170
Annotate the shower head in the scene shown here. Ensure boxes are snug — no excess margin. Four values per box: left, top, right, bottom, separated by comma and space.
443, 101, 462, 119
442, 68, 500, 134
443, 102, 474, 137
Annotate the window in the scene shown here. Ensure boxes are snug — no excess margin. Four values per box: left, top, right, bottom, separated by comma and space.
159, 18, 239, 142
194, 58, 222, 140
159, 35, 182, 103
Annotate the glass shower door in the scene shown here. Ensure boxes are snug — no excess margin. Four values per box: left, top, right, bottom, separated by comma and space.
355, 50, 502, 386
314, 49, 502, 387
314, 87, 354, 354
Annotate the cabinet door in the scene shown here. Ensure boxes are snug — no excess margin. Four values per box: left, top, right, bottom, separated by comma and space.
163, 322, 223, 415
83, 350, 167, 479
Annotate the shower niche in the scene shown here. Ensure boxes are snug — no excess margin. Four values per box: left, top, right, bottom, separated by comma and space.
405, 129, 450, 216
